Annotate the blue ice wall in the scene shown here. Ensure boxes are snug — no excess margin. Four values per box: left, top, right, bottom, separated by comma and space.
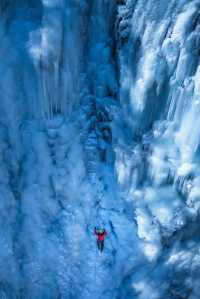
0, 0, 200, 298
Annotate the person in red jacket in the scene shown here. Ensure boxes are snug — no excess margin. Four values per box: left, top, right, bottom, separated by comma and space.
94, 227, 107, 252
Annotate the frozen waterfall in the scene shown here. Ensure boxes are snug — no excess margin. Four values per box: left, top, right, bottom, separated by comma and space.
0, 0, 200, 299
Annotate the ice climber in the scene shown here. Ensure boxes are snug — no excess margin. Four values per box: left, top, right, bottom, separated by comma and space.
94, 227, 107, 252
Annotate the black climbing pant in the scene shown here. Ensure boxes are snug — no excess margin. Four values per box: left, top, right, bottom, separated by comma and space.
97, 240, 104, 252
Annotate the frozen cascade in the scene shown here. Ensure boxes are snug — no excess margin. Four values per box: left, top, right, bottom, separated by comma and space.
0, 0, 200, 299
116, 0, 200, 298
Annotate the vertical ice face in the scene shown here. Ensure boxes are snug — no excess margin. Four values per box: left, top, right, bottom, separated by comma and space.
0, 0, 200, 298
115, 1, 200, 298
118, 0, 200, 134
28, 0, 89, 118
0, 0, 89, 129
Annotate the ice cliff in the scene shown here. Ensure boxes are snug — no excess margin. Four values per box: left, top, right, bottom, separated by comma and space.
0, 0, 200, 298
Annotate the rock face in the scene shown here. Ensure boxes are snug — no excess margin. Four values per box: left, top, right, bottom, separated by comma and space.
0, 0, 200, 298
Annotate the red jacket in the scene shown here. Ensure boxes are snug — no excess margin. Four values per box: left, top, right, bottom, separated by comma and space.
94, 229, 107, 241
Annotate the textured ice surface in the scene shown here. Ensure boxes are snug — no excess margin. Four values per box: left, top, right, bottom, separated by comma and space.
0, 0, 200, 298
